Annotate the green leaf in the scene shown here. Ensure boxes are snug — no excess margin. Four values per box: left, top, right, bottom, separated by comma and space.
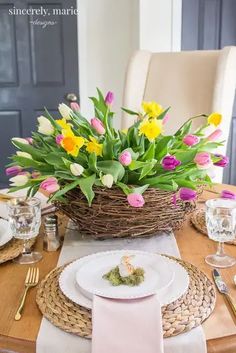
133, 184, 149, 194
155, 136, 173, 160
140, 142, 155, 161
139, 163, 155, 180
50, 179, 81, 201
78, 174, 96, 206
129, 160, 149, 171
12, 156, 46, 169
175, 179, 197, 189
44, 108, 60, 129
174, 150, 197, 164
11, 141, 46, 162
121, 107, 139, 116
88, 153, 98, 172
157, 107, 170, 120
97, 160, 125, 182
116, 182, 132, 195
44, 152, 66, 168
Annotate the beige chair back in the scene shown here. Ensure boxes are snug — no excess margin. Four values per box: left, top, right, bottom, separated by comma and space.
122, 47, 236, 181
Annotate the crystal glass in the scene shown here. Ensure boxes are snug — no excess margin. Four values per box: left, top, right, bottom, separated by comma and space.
7, 197, 42, 264
205, 198, 236, 268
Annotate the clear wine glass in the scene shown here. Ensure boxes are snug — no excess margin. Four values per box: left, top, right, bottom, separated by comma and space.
205, 198, 236, 268
7, 197, 42, 264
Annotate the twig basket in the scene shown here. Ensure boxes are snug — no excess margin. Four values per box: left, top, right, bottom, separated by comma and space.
55, 187, 196, 239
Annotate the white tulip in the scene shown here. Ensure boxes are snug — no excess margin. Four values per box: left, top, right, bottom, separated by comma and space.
70, 163, 84, 176
37, 116, 54, 135
16, 151, 32, 159
10, 174, 29, 187
58, 103, 72, 120
12, 137, 29, 144
101, 174, 113, 188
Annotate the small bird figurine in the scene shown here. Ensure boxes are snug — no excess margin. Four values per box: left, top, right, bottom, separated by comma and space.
118, 255, 135, 278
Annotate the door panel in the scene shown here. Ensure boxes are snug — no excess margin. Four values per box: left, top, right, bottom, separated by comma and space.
0, 0, 79, 187
182, 0, 236, 185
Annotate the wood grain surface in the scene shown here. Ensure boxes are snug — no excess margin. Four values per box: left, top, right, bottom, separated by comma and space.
0, 184, 236, 353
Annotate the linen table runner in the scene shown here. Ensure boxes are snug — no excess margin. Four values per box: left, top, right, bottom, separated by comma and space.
36, 226, 207, 353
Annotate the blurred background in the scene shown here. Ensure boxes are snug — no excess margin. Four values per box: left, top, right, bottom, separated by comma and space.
0, 0, 235, 187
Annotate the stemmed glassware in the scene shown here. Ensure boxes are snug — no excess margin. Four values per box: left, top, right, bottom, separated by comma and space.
205, 198, 236, 268
7, 197, 42, 264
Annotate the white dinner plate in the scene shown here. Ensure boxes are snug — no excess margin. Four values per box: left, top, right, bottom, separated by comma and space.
59, 252, 189, 308
75, 250, 174, 300
0, 219, 13, 247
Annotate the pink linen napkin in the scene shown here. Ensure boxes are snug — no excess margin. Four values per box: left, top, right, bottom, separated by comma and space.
92, 294, 164, 353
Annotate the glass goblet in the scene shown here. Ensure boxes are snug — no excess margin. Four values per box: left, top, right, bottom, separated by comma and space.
7, 197, 42, 264
205, 198, 236, 268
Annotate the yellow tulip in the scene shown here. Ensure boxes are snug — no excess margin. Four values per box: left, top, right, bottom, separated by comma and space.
207, 112, 222, 127
142, 101, 163, 118
139, 118, 163, 141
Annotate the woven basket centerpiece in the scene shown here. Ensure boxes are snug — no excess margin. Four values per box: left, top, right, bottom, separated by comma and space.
55, 187, 196, 239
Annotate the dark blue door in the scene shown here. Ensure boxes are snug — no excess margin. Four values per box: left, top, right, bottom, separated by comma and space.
0, 0, 79, 187
182, 0, 236, 185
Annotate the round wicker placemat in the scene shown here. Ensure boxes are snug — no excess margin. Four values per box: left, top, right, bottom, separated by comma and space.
36, 257, 216, 338
191, 209, 236, 245
0, 238, 35, 264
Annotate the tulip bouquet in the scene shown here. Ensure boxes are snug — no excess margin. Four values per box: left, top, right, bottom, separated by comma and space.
6, 89, 227, 209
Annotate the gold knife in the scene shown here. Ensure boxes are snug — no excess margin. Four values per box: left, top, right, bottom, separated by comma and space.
213, 269, 236, 318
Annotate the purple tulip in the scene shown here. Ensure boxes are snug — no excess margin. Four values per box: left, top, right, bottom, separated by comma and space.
5, 165, 22, 177
213, 154, 229, 167
179, 188, 197, 201
220, 190, 236, 200
56, 134, 63, 145
105, 91, 114, 106
162, 155, 181, 170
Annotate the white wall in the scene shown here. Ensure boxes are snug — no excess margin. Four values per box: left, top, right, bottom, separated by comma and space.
77, 0, 182, 128
77, 0, 139, 128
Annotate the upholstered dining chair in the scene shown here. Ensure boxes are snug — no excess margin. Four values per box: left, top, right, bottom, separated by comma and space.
122, 47, 236, 182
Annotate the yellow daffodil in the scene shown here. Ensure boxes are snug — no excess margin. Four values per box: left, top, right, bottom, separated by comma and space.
139, 118, 163, 141
56, 118, 71, 130
61, 128, 85, 157
207, 112, 222, 127
86, 136, 103, 156
142, 101, 163, 118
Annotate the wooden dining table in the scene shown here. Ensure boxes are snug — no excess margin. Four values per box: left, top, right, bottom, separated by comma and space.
0, 183, 236, 353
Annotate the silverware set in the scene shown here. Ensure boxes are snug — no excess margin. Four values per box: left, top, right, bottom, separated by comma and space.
15, 267, 39, 321
213, 269, 236, 319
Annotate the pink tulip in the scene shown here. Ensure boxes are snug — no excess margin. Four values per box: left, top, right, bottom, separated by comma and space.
183, 134, 200, 146
119, 151, 132, 166
221, 190, 236, 200
40, 177, 60, 194
91, 118, 105, 135
5, 165, 22, 176
105, 91, 114, 106
194, 152, 212, 169
206, 129, 222, 141
25, 137, 33, 144
70, 102, 80, 112
56, 134, 63, 145
162, 114, 170, 125
127, 193, 145, 208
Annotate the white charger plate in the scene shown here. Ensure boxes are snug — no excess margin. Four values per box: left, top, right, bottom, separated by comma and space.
0, 219, 13, 247
75, 250, 174, 300
59, 252, 189, 309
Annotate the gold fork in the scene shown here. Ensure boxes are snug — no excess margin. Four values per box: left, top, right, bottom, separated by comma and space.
15, 267, 39, 321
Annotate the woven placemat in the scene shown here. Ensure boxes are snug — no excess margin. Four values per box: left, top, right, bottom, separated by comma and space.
191, 209, 236, 245
0, 238, 35, 264
36, 256, 216, 338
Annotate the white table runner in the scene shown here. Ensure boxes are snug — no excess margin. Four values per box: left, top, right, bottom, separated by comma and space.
37, 226, 207, 353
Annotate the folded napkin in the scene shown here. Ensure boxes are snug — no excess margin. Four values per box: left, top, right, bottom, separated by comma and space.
92, 294, 164, 353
